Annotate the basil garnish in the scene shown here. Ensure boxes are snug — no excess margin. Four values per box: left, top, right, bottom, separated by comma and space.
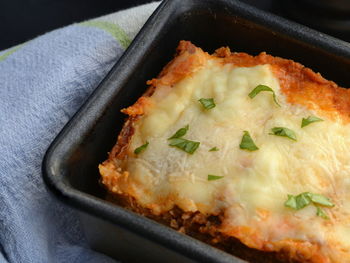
134, 141, 149, 154
168, 125, 200, 154
310, 193, 334, 207
209, 147, 219, 152
168, 138, 200, 154
208, 175, 224, 181
168, 125, 189, 139
270, 127, 297, 141
285, 193, 311, 210
199, 98, 216, 110
239, 131, 259, 151
301, 116, 323, 128
248, 84, 280, 106
285, 192, 334, 219
316, 207, 329, 219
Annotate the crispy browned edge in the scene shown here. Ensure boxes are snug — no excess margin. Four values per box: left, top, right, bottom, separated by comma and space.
100, 41, 349, 263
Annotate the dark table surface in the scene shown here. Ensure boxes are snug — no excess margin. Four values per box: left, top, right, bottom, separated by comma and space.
0, 0, 348, 51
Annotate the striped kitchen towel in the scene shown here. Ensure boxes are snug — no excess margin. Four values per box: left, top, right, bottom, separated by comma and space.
0, 2, 159, 263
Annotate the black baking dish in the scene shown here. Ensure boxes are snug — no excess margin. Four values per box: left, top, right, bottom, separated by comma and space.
42, 0, 350, 262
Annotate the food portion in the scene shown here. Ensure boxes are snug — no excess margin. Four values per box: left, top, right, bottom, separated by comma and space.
99, 41, 350, 263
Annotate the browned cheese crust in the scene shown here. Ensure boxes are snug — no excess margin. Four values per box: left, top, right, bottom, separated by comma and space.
99, 41, 350, 263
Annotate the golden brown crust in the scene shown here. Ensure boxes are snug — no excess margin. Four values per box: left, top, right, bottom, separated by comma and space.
146, 40, 209, 87
99, 41, 349, 263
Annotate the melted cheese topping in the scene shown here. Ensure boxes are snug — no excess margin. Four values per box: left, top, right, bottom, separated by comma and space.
104, 59, 350, 262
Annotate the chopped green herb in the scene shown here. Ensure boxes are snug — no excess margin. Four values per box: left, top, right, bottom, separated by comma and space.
310, 193, 334, 207
239, 131, 259, 151
316, 207, 329, 219
168, 138, 200, 154
168, 125, 189, 139
284, 192, 334, 220
270, 127, 297, 141
134, 141, 149, 154
168, 125, 200, 154
295, 192, 312, 209
208, 175, 224, 181
285, 195, 297, 210
248, 84, 280, 106
199, 98, 216, 110
209, 147, 219, 152
285, 192, 311, 210
301, 116, 323, 128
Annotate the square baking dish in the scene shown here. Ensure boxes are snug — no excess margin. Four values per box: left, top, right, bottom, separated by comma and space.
42, 0, 350, 262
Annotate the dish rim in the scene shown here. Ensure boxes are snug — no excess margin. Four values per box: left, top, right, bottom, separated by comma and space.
42, 0, 350, 262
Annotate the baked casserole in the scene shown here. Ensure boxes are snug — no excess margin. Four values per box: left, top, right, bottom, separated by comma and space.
99, 41, 350, 263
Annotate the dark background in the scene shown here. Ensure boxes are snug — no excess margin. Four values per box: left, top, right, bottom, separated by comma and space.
0, 0, 155, 50
0, 0, 349, 51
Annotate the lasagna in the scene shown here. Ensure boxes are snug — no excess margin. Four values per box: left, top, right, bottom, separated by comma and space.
99, 41, 350, 263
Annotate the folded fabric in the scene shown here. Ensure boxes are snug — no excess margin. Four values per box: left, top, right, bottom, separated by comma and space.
0, 2, 159, 263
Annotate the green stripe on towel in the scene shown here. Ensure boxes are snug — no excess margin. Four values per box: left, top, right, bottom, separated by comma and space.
0, 44, 24, 62
81, 21, 131, 49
